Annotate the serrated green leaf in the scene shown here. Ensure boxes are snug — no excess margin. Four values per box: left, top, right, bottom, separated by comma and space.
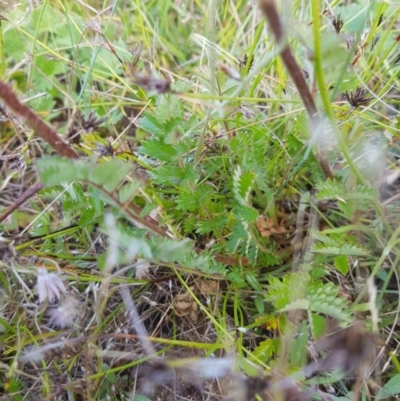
236, 204, 258, 222
266, 272, 310, 309
310, 302, 351, 321
310, 266, 329, 279
251, 338, 276, 362
32, 56, 63, 91
286, 133, 304, 156
213, 214, 229, 230
227, 267, 245, 283
176, 190, 198, 212
176, 184, 213, 212
316, 179, 345, 200
151, 238, 193, 263
307, 282, 339, 299
310, 313, 326, 339
195, 220, 215, 235
307, 282, 351, 321
233, 166, 255, 204
181, 163, 199, 183
280, 299, 310, 312
182, 215, 196, 233
316, 180, 377, 217
151, 165, 185, 185
338, 243, 369, 256
141, 140, 178, 162
311, 242, 369, 256
78, 207, 96, 226
32, 4, 64, 31
90, 160, 131, 192
139, 113, 165, 137
37, 156, 93, 186
154, 95, 183, 123
312, 233, 341, 246
347, 185, 377, 200
163, 117, 181, 138
3, 28, 28, 61
334, 255, 349, 274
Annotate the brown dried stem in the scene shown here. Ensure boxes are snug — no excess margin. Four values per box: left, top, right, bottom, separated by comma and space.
0, 182, 44, 223
0, 80, 80, 223
259, 0, 333, 179
0, 80, 79, 159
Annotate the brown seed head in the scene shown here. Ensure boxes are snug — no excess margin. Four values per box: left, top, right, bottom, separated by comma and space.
343, 86, 372, 109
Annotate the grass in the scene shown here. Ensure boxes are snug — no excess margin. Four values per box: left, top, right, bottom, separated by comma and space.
1, 0, 400, 400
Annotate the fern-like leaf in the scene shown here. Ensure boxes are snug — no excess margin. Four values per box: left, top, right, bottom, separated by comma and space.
233, 166, 255, 205
311, 242, 369, 256
316, 179, 346, 200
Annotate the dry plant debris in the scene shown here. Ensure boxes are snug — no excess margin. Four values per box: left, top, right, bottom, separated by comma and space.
173, 287, 199, 323
256, 216, 287, 238
0, 1, 399, 401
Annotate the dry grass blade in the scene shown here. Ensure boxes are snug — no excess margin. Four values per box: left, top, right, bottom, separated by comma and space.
0, 181, 44, 223
119, 286, 156, 356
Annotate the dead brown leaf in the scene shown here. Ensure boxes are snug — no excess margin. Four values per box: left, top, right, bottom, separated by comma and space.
195, 278, 220, 296
173, 288, 198, 323
256, 216, 286, 238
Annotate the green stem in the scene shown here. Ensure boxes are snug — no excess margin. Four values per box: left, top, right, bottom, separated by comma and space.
0, 18, 5, 78
244, 21, 264, 76
311, 0, 365, 184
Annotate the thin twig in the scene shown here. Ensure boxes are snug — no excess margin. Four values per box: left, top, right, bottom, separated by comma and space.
0, 80, 79, 222
0, 182, 44, 223
259, 0, 333, 179
120, 286, 156, 356
0, 80, 79, 159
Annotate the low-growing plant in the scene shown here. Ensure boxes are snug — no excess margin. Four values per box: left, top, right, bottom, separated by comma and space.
1, 0, 400, 400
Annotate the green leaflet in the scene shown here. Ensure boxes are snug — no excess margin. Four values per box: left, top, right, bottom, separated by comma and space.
376, 373, 400, 400
265, 272, 352, 322
233, 166, 255, 205
37, 156, 94, 186
90, 159, 132, 192
37, 156, 134, 191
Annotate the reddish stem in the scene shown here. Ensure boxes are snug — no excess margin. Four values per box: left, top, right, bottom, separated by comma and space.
0, 80, 79, 223
0, 182, 43, 223
0, 80, 79, 159
259, 0, 333, 179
